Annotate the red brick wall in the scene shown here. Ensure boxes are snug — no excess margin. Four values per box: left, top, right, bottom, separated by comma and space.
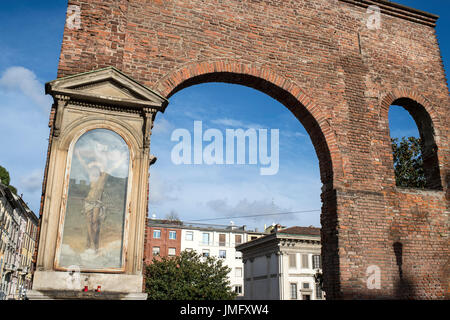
144, 226, 181, 265
42, 0, 449, 299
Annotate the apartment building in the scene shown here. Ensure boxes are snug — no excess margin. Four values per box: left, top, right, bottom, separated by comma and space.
0, 183, 38, 300
180, 222, 254, 297
144, 219, 182, 264
236, 226, 324, 300
144, 219, 266, 297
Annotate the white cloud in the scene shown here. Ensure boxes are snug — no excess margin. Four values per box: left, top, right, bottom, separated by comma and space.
146, 161, 322, 229
0, 66, 52, 214
206, 198, 292, 224
389, 128, 419, 139
282, 130, 307, 139
19, 169, 43, 193
211, 118, 264, 129
152, 117, 173, 134
0, 66, 52, 112
148, 170, 179, 205
211, 118, 246, 127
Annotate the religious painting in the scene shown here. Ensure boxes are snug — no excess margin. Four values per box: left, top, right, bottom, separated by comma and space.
56, 129, 130, 270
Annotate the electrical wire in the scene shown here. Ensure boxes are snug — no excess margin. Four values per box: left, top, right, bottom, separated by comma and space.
186, 209, 321, 222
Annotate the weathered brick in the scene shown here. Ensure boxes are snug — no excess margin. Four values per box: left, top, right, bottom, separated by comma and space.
36, 0, 449, 299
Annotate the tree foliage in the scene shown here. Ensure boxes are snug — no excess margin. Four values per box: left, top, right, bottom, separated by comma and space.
0, 165, 17, 194
165, 210, 180, 222
391, 137, 426, 189
144, 250, 237, 300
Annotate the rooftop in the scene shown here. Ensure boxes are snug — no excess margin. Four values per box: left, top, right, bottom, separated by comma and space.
277, 226, 321, 237
147, 219, 263, 234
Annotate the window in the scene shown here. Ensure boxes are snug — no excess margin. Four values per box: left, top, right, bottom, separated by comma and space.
219, 234, 226, 246
185, 231, 193, 241
313, 255, 321, 269
290, 283, 297, 299
152, 247, 160, 256
169, 231, 177, 240
235, 234, 242, 244
302, 294, 311, 300
235, 267, 242, 277
219, 250, 226, 259
250, 236, 257, 241
202, 249, 210, 257
168, 248, 176, 256
315, 283, 323, 299
288, 254, 296, 268
301, 254, 309, 269
234, 285, 242, 295
303, 282, 310, 289
235, 252, 242, 260
202, 233, 210, 245
153, 229, 161, 239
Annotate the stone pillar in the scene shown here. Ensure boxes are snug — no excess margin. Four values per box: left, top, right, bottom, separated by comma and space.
28, 67, 167, 300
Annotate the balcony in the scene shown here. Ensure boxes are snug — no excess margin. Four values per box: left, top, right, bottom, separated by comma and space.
18, 266, 29, 275
3, 263, 16, 272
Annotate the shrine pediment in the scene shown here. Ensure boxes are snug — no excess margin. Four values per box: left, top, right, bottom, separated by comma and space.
45, 67, 168, 110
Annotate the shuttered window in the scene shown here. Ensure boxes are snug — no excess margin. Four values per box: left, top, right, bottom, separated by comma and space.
301, 254, 309, 269
289, 254, 296, 268
219, 234, 226, 246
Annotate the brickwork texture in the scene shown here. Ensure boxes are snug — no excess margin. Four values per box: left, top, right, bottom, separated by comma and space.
38, 0, 449, 299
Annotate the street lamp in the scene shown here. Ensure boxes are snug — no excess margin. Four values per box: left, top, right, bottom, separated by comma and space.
314, 269, 323, 290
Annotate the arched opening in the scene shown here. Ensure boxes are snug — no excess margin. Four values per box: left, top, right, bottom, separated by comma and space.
148, 71, 340, 299
388, 98, 442, 190
166, 72, 335, 188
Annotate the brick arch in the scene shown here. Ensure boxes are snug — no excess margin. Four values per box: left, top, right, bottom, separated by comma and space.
379, 88, 443, 189
155, 60, 343, 189
380, 88, 441, 132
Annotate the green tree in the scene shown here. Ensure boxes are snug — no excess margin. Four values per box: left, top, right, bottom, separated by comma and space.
391, 137, 426, 189
144, 250, 237, 300
0, 165, 17, 194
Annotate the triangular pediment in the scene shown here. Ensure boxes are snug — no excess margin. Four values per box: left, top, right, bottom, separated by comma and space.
46, 67, 168, 110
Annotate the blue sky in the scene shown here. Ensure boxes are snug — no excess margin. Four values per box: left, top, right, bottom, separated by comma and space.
0, 1, 448, 230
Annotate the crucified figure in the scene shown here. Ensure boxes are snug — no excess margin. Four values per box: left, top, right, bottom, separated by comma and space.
75, 143, 126, 253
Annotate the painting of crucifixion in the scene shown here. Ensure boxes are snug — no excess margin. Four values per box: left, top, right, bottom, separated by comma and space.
57, 129, 130, 270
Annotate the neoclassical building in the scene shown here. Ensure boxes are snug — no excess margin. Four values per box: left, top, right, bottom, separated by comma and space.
236, 226, 324, 300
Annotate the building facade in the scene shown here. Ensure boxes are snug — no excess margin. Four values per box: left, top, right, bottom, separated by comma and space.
144, 220, 266, 297
236, 226, 324, 300
144, 220, 182, 264
180, 222, 252, 297
0, 183, 38, 300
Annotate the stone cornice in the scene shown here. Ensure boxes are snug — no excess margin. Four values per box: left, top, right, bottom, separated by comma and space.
66, 98, 143, 115
46, 66, 168, 112
339, 0, 439, 27
50, 88, 163, 110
